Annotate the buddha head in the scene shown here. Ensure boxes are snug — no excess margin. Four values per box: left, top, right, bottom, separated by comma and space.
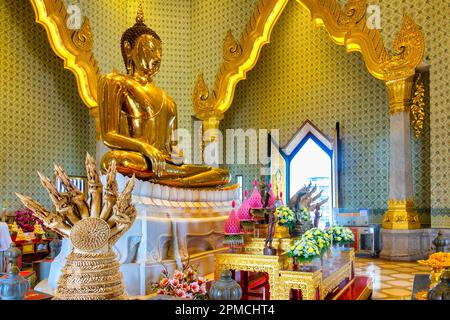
121, 5, 162, 79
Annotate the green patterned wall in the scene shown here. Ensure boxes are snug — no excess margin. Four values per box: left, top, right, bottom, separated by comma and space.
192, 0, 260, 89
1, 0, 447, 226
0, 0, 96, 209
218, 0, 444, 226
221, 0, 391, 212
358, 0, 449, 227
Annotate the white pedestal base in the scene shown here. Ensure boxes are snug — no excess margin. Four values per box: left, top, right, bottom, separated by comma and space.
37, 174, 237, 296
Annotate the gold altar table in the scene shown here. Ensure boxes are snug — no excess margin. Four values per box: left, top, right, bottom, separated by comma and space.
214, 241, 355, 300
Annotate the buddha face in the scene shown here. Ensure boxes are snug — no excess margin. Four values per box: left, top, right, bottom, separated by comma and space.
124, 34, 162, 79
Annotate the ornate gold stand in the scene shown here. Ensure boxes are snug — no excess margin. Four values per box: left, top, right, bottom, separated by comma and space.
243, 237, 293, 255
214, 246, 355, 300
382, 199, 421, 230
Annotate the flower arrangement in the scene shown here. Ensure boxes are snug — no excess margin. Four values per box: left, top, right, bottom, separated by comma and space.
297, 208, 311, 223
327, 225, 355, 245
418, 252, 450, 269
15, 227, 28, 241
276, 206, 296, 230
15, 208, 44, 233
287, 238, 321, 263
9, 221, 19, 235
34, 223, 46, 239
151, 262, 208, 300
418, 252, 450, 289
302, 228, 331, 254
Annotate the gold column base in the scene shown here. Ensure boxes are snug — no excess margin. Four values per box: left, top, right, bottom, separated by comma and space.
382, 198, 421, 230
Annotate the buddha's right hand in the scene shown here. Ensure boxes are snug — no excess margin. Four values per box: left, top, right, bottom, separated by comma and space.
140, 144, 166, 177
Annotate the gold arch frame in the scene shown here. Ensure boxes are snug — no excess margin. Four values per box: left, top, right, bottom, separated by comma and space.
193, 0, 424, 122
28, 0, 425, 229
29, 0, 101, 134
29, 0, 424, 133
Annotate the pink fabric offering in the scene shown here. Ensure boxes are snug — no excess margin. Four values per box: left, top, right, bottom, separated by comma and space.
267, 183, 276, 208
224, 200, 241, 235
248, 180, 262, 209
237, 190, 251, 221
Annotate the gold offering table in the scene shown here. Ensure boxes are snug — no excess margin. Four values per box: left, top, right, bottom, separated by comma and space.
214, 240, 355, 300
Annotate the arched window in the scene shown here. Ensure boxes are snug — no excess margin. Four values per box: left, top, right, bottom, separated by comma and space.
269, 121, 339, 228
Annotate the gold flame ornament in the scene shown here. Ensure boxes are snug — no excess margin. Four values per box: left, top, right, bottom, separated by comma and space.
16, 153, 136, 300
410, 74, 426, 139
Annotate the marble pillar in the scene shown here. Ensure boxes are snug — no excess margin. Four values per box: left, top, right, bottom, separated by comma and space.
382, 77, 420, 230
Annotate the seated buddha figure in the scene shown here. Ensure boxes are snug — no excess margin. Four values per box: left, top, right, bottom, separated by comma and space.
98, 9, 230, 188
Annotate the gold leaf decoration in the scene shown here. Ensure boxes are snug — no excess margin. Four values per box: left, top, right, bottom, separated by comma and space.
193, 0, 424, 124
72, 18, 93, 51
337, 0, 367, 26
411, 74, 425, 139
223, 30, 243, 61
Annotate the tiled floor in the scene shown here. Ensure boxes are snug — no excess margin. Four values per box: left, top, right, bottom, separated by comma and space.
354, 257, 431, 300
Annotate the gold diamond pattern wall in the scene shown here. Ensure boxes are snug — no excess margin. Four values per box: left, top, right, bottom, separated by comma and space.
0, 0, 96, 209
221, 0, 390, 212
359, 0, 448, 227
220, 0, 439, 225
192, 0, 260, 89
1, 0, 447, 226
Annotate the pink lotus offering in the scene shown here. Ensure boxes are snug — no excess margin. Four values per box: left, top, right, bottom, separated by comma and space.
237, 190, 251, 220
267, 183, 276, 208
224, 200, 244, 248
173, 270, 184, 280
238, 190, 254, 234
169, 278, 180, 288
159, 278, 169, 288
248, 180, 263, 208
190, 282, 200, 293
224, 200, 242, 235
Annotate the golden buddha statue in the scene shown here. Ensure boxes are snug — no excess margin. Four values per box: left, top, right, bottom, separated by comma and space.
98, 6, 230, 188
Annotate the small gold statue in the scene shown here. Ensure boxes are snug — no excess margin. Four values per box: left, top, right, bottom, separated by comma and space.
98, 5, 230, 188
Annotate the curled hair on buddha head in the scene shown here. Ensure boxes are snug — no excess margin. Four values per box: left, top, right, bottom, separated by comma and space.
120, 3, 161, 70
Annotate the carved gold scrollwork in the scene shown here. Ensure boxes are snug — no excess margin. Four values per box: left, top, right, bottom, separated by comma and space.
193, 0, 289, 121
72, 18, 93, 51
410, 74, 425, 138
193, 74, 220, 120
29, 0, 101, 135
223, 31, 243, 61
382, 198, 421, 229
380, 16, 425, 82
215, 250, 355, 300
193, 0, 425, 123
337, 0, 366, 26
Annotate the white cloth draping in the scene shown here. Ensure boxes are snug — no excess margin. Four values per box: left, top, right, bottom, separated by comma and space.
0, 222, 12, 251
0, 222, 12, 273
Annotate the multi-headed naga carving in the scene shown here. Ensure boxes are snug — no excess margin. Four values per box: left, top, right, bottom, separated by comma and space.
16, 154, 136, 300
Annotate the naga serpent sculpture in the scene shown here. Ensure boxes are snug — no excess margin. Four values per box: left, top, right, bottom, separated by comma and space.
16, 153, 136, 300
